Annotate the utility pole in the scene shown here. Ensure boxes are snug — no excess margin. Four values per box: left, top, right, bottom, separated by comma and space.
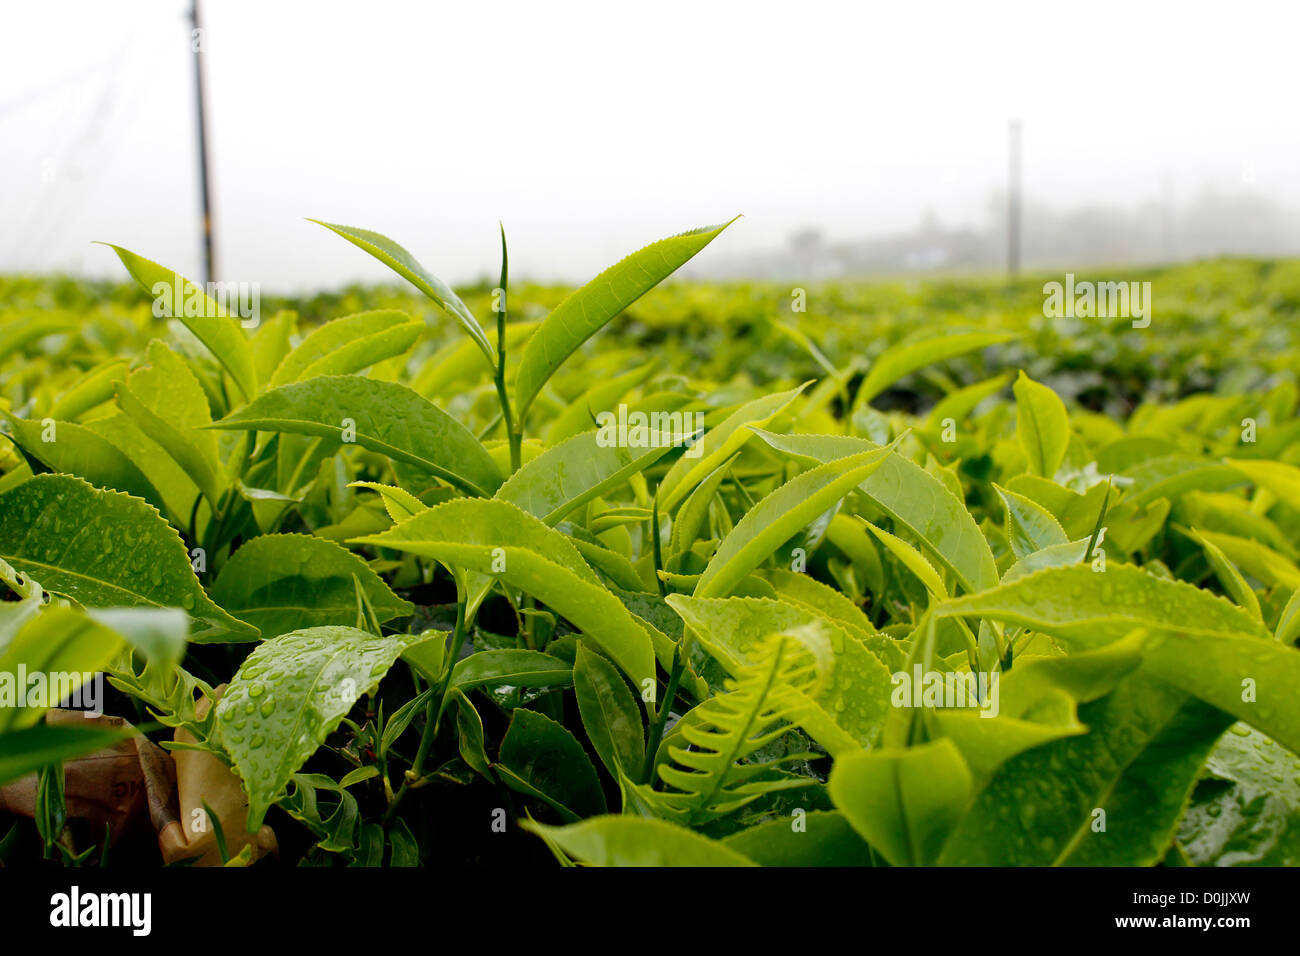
190, 0, 216, 283
1007, 118, 1022, 279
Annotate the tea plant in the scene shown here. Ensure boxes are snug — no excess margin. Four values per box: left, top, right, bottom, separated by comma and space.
1, 219, 1298, 867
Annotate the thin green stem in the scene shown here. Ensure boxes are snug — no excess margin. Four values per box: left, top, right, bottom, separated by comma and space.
643, 629, 693, 785
202, 486, 233, 557
495, 223, 522, 474
187, 493, 204, 557
954, 617, 981, 675
383, 598, 467, 827
729, 468, 757, 510
476, 410, 504, 442
429, 599, 469, 740
650, 494, 667, 597
495, 373, 518, 473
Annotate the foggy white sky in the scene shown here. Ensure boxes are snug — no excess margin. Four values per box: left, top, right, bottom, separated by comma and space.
2, 0, 1297, 290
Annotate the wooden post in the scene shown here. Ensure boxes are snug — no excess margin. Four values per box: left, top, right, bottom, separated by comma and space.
191, 0, 216, 284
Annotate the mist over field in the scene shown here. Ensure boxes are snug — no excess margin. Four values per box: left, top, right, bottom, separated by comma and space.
3, 0, 1299, 289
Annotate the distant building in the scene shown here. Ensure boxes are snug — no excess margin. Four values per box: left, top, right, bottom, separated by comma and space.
689, 190, 1300, 279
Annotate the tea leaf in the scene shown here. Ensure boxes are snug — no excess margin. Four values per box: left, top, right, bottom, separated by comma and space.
496, 428, 683, 525
758, 568, 880, 640
0, 608, 126, 731
994, 483, 1069, 560
928, 633, 1149, 783
209, 533, 413, 637
348, 481, 428, 523
668, 455, 734, 562
657, 384, 806, 511
353, 498, 655, 684
753, 430, 999, 593
938, 564, 1300, 753
99, 243, 257, 400
1192, 528, 1300, 590
0, 475, 255, 642
49, 360, 129, 422
722, 811, 874, 866
214, 625, 433, 829
927, 372, 1012, 429
250, 310, 297, 386
1278, 588, 1300, 645
694, 446, 893, 598
498, 709, 606, 819
0, 723, 136, 787
269, 310, 421, 387
450, 649, 571, 692
667, 594, 892, 753
1013, 371, 1070, 478
573, 643, 645, 780
117, 340, 224, 506
648, 631, 826, 824
311, 221, 494, 367
1179, 724, 1300, 866
514, 220, 735, 418
855, 331, 1016, 412
830, 738, 973, 867
546, 362, 658, 445
1123, 455, 1246, 506
521, 815, 756, 866
1226, 457, 1300, 503
1183, 527, 1263, 622
3, 415, 164, 510
939, 676, 1232, 865
863, 520, 948, 599
210, 375, 503, 497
